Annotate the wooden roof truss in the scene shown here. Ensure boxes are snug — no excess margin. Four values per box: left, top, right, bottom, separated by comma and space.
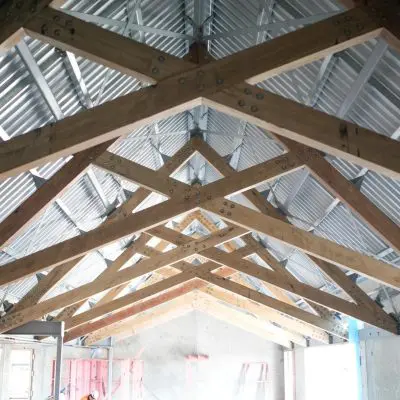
0, 0, 399, 346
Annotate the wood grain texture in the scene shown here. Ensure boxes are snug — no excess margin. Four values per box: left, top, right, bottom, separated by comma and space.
201, 246, 396, 333
84, 293, 198, 345
24, 7, 194, 83
203, 198, 400, 290
94, 152, 187, 197
0, 226, 246, 332
194, 294, 293, 348
0, 142, 111, 249
0, 151, 298, 286
204, 83, 400, 179
195, 138, 394, 331
0, 0, 54, 50
75, 225, 328, 344
198, 272, 343, 337
202, 200, 400, 288
0, 4, 389, 178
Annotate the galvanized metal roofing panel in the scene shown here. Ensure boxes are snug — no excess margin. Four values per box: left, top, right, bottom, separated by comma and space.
286, 251, 337, 290
43, 252, 108, 300
314, 203, 390, 258
4, 203, 78, 259
361, 171, 400, 226
284, 175, 337, 231
91, 165, 121, 206
236, 124, 284, 171
0, 47, 53, 139
0, 275, 38, 304
0, 172, 36, 223
60, 174, 106, 229
207, 108, 242, 157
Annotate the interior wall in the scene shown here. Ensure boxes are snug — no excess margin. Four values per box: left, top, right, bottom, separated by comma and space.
361, 332, 400, 400
113, 310, 285, 400
287, 329, 400, 400
287, 342, 359, 400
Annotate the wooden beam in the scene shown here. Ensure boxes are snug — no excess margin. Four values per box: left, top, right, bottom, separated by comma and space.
62, 242, 267, 343
204, 83, 400, 179
84, 293, 197, 345
198, 271, 344, 337
68, 236, 327, 344
0, 226, 246, 333
193, 138, 287, 221
195, 138, 393, 333
201, 246, 396, 333
0, 143, 111, 249
194, 210, 298, 306
10, 258, 80, 314
0, 150, 300, 286
309, 256, 387, 319
141, 226, 348, 338
202, 198, 400, 290
62, 242, 255, 339
0, 119, 196, 252
303, 147, 400, 253
32, 4, 389, 84
148, 225, 395, 333
94, 152, 187, 197
63, 270, 200, 333
8, 139, 197, 311
0, 197, 196, 286
24, 7, 194, 84
200, 285, 329, 343
1, 4, 395, 179
93, 214, 211, 307
46, 234, 150, 320
97, 149, 304, 202
0, 0, 54, 51
64, 276, 204, 342
194, 294, 293, 348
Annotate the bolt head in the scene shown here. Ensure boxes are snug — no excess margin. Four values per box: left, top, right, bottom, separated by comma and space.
244, 88, 252, 95
178, 77, 186, 84
158, 55, 165, 63
251, 105, 258, 112
238, 100, 245, 107
216, 78, 224, 85
256, 93, 264, 100
152, 67, 159, 74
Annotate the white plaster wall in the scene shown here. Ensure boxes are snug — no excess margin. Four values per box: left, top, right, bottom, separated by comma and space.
114, 310, 285, 400
362, 335, 400, 400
